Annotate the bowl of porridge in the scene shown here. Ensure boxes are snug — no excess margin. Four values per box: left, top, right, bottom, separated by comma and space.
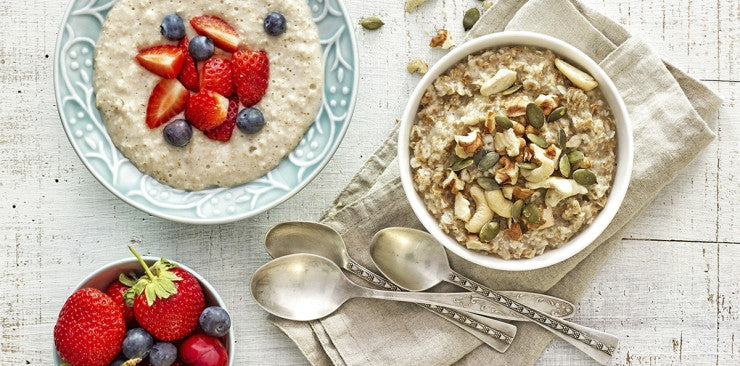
399, 31, 632, 271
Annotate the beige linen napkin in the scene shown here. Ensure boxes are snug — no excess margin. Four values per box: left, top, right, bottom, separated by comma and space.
270, 0, 722, 364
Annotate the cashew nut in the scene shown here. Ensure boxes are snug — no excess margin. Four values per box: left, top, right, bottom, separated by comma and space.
484, 189, 513, 218
501, 185, 514, 200
525, 177, 588, 207
480, 68, 517, 96
521, 144, 559, 183
454, 192, 472, 222
465, 185, 493, 233
465, 236, 492, 251
534, 207, 554, 230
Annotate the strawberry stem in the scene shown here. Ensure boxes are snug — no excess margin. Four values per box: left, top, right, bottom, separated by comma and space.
128, 246, 155, 281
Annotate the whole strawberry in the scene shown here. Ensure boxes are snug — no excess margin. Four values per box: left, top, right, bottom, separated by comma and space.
125, 247, 205, 342
105, 278, 136, 325
54, 288, 126, 366
232, 49, 269, 107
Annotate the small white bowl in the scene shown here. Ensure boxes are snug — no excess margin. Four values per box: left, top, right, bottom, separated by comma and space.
53, 256, 234, 365
398, 31, 633, 271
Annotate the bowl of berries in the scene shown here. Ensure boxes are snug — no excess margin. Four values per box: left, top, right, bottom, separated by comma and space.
53, 247, 233, 366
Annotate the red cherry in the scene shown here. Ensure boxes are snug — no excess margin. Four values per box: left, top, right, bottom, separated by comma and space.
179, 334, 228, 366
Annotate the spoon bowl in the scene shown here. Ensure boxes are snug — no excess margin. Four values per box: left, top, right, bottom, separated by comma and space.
370, 227, 449, 291
264, 221, 349, 268
251, 253, 352, 321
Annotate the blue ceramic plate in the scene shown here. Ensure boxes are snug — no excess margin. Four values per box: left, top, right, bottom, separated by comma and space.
54, 0, 357, 224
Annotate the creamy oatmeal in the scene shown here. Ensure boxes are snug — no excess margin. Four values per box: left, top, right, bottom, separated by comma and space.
409, 46, 616, 260
94, 0, 323, 191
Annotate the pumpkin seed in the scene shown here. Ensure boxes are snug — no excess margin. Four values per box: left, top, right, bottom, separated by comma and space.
559, 154, 571, 178
517, 162, 538, 170
522, 203, 540, 224
479, 221, 500, 242
501, 84, 522, 95
527, 133, 548, 148
558, 128, 567, 149
463, 8, 480, 31
473, 149, 488, 165
494, 115, 514, 129
477, 152, 500, 171
525, 103, 545, 129
567, 150, 584, 164
573, 169, 597, 185
450, 158, 474, 171
476, 177, 501, 191
548, 106, 567, 122
511, 199, 524, 222
360, 17, 384, 30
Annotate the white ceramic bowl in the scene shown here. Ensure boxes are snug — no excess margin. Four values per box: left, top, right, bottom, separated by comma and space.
53, 256, 234, 365
398, 31, 633, 271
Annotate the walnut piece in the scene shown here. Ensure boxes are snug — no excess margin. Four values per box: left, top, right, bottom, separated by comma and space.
442, 171, 465, 194
407, 59, 429, 75
534, 94, 559, 116
429, 29, 454, 49
454, 130, 483, 156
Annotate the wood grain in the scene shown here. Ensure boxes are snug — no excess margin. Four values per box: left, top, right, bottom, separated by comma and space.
0, 0, 737, 365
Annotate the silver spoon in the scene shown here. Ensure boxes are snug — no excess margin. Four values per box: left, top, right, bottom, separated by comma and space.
265, 222, 575, 319
253, 253, 559, 340
369, 227, 619, 365
264, 222, 521, 351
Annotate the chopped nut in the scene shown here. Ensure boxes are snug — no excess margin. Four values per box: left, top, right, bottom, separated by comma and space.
484, 112, 496, 134
465, 185, 494, 233
505, 96, 530, 117
554, 58, 598, 91
442, 171, 465, 194
501, 185, 514, 200
525, 177, 588, 207
405, 0, 432, 12
494, 156, 519, 185
454, 192, 472, 221
480, 68, 517, 96
465, 235, 491, 251
544, 144, 558, 160
407, 59, 429, 75
512, 187, 534, 200
429, 29, 454, 49
520, 144, 559, 183
534, 94, 559, 116
525, 125, 538, 135
493, 129, 520, 157
579, 157, 592, 168
512, 122, 525, 136
455, 130, 483, 155
506, 222, 523, 240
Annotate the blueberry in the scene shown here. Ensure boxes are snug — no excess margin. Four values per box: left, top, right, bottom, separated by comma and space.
163, 119, 193, 147
160, 14, 185, 41
199, 306, 232, 337
149, 342, 178, 366
236, 108, 265, 134
189, 35, 215, 61
122, 327, 153, 359
263, 12, 286, 36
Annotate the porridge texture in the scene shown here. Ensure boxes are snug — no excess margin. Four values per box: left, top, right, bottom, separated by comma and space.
409, 46, 616, 259
94, 0, 323, 190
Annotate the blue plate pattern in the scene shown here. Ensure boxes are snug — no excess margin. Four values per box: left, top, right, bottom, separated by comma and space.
54, 0, 358, 224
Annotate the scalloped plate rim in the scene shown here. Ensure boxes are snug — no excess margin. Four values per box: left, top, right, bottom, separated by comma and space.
53, 0, 358, 224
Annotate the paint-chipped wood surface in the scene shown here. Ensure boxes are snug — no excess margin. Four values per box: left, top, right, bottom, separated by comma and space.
0, 0, 737, 365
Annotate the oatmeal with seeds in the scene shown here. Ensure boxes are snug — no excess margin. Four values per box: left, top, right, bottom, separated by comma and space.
409, 46, 617, 260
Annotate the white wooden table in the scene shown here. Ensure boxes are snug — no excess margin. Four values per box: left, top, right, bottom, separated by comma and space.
1, 0, 737, 364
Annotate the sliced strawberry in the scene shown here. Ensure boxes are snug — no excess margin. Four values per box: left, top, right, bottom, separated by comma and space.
232, 49, 270, 107
146, 79, 190, 129
200, 57, 235, 97
190, 15, 241, 52
204, 97, 239, 142
136, 45, 185, 79
185, 90, 230, 131
178, 37, 200, 92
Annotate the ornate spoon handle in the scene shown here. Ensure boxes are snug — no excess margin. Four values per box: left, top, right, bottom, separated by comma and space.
345, 258, 515, 352
447, 271, 618, 365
